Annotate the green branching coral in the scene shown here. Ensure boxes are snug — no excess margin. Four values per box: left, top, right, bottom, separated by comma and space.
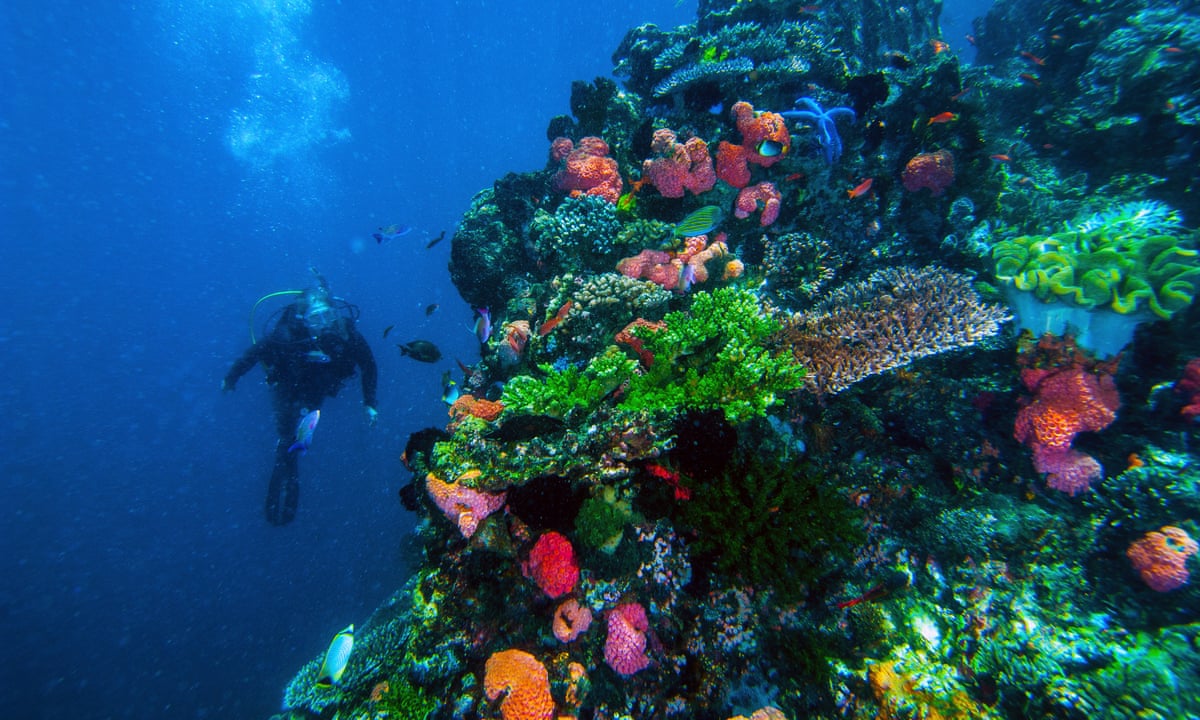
502, 288, 805, 424
501, 346, 636, 421
625, 287, 807, 422
992, 201, 1200, 319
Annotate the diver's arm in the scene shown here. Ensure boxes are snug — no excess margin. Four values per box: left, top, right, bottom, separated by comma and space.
223, 344, 266, 390
350, 330, 378, 408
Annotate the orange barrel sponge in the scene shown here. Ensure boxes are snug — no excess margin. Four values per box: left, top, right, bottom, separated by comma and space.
484, 649, 555, 720
1127, 525, 1199, 592
551, 598, 593, 643
425, 471, 506, 539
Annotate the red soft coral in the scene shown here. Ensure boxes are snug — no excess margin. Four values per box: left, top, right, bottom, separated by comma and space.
734, 181, 782, 226
642, 128, 717, 198
522, 531, 580, 599
714, 101, 790, 188
552, 136, 622, 204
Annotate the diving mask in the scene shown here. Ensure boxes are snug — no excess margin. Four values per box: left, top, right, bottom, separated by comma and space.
303, 299, 338, 335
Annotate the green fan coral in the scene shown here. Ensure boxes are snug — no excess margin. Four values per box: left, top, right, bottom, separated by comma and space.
992, 202, 1200, 319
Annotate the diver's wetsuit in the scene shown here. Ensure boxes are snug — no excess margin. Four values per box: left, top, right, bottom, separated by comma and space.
224, 306, 377, 525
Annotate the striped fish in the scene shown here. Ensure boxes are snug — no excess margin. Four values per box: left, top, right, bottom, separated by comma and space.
673, 205, 725, 238
315, 624, 354, 687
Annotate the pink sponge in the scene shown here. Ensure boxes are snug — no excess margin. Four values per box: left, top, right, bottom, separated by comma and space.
604, 602, 650, 676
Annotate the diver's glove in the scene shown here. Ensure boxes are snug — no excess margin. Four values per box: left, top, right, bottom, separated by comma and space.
221, 378, 236, 392
365, 405, 379, 427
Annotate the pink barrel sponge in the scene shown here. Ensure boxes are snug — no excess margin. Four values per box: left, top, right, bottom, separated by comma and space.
1014, 366, 1120, 496
522, 531, 580, 599
604, 602, 651, 676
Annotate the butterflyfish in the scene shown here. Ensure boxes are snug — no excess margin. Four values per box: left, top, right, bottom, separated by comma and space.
315, 624, 354, 688
673, 205, 725, 238
288, 410, 320, 455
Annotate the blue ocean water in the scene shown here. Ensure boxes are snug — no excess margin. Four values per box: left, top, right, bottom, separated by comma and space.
0, 2, 697, 718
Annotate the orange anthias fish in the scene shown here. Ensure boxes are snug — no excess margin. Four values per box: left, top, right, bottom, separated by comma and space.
538, 300, 574, 336
1019, 51, 1046, 66
1019, 72, 1041, 87
929, 39, 950, 54
927, 111, 958, 125
989, 154, 1012, 163
847, 178, 874, 199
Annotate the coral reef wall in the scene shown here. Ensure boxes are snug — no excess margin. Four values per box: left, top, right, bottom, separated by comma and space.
274, 1, 1200, 719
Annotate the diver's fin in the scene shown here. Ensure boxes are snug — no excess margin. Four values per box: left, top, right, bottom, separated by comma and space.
266, 448, 300, 525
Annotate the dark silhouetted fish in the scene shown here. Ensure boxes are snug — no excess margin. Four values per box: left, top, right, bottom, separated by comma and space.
485, 414, 566, 442
398, 340, 442, 363
425, 303, 439, 316
426, 230, 446, 249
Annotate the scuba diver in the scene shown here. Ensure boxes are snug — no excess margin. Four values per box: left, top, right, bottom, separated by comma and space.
222, 270, 378, 526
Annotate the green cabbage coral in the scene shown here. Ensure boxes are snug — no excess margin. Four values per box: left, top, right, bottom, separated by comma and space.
992, 202, 1200, 319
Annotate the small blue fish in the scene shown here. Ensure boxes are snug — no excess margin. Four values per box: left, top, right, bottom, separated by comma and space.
288, 410, 321, 455
315, 624, 354, 688
473, 308, 492, 344
372, 224, 413, 244
441, 370, 461, 405
673, 205, 725, 238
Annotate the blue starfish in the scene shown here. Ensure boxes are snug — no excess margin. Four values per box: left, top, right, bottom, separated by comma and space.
779, 97, 856, 165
